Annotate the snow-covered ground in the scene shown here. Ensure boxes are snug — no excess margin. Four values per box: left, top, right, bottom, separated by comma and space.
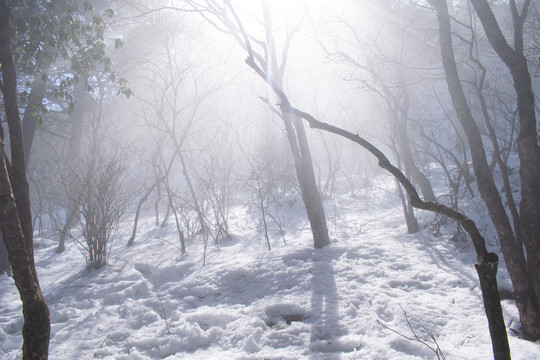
1, 175, 539, 359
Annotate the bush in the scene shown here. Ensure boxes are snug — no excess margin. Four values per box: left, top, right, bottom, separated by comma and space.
68, 156, 131, 269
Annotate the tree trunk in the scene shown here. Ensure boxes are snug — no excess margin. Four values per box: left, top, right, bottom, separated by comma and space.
22, 75, 47, 165
397, 181, 420, 233
56, 209, 77, 253
394, 86, 436, 203
257, 1, 330, 249
282, 111, 330, 248
287, 104, 511, 360
475, 75, 523, 250
0, 233, 11, 275
3, 73, 48, 272
470, 0, 540, 340
431, 0, 540, 341
0, 1, 51, 357
0, 5, 35, 276
388, 88, 424, 232
0, 145, 51, 359
128, 180, 162, 246
57, 80, 86, 253
179, 151, 206, 234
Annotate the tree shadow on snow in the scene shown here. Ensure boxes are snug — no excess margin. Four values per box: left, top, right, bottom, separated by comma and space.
310, 253, 344, 359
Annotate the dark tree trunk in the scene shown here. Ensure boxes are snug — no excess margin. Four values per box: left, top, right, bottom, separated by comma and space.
475, 254, 511, 360
431, 0, 540, 342
4, 64, 48, 273
0, 150, 51, 359
470, 0, 540, 340
0, 4, 35, 275
0, 1, 51, 357
0, 233, 11, 275
22, 75, 47, 165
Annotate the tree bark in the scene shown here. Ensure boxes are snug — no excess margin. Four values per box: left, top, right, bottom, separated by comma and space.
0, 142, 51, 359
0, 0, 35, 273
0, 233, 10, 275
396, 181, 420, 234
22, 75, 47, 165
0, 1, 51, 357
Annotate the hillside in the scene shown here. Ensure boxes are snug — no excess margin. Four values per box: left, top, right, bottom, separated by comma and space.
1, 176, 539, 359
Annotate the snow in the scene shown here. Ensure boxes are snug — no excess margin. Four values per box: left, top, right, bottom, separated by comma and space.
1, 176, 540, 359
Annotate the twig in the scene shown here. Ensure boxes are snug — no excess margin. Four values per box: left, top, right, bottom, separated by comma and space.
147, 265, 171, 335
377, 305, 446, 360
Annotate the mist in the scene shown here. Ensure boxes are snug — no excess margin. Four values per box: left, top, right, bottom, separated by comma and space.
1, 0, 540, 358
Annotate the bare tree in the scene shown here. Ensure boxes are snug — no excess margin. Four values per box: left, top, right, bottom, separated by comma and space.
177, 2, 511, 352
181, 0, 330, 248
126, 15, 224, 247
288, 104, 510, 360
469, 0, 540, 340
66, 156, 132, 269
316, 1, 436, 233
239, 132, 290, 250
461, 1, 523, 251
430, 0, 540, 342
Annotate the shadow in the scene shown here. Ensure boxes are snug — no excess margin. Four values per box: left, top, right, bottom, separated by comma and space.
418, 233, 480, 289
310, 251, 344, 358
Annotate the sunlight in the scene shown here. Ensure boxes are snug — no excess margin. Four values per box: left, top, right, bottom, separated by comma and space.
229, 0, 340, 66
4, 0, 540, 358
220, 0, 346, 108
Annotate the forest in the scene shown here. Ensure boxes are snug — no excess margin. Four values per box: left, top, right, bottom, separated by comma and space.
1, 0, 540, 359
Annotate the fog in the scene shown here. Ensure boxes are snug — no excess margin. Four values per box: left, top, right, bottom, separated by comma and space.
1, 0, 540, 357
17, 0, 536, 263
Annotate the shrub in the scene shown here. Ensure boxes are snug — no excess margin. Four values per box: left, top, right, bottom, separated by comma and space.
68, 156, 131, 269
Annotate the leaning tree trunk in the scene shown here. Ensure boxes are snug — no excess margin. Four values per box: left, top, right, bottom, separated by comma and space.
470, 0, 540, 340
0, 1, 51, 357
